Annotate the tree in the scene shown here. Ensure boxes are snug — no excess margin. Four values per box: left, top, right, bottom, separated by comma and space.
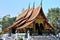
47, 8, 60, 28
47, 8, 60, 34
1, 15, 17, 28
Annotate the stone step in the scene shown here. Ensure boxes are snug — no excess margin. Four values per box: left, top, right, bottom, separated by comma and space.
27, 36, 57, 40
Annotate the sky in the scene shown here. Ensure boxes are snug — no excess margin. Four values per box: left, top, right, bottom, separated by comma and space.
0, 0, 60, 18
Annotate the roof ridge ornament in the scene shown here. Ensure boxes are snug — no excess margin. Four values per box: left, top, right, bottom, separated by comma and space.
40, 0, 43, 6
22, 8, 24, 12
28, 3, 30, 9
33, 2, 35, 9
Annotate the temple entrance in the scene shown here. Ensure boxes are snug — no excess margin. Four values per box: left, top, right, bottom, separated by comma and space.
39, 23, 44, 35
11, 27, 16, 34
35, 23, 44, 35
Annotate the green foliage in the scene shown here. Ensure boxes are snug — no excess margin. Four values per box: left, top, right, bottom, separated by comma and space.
0, 15, 17, 28
47, 8, 60, 28
0, 32, 3, 36
19, 38, 23, 40
52, 30, 59, 35
0, 32, 2, 35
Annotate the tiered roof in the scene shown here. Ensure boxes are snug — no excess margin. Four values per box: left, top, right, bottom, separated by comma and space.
5, 5, 55, 31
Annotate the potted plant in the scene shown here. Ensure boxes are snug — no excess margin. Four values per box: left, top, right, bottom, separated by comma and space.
19, 38, 23, 40
0, 32, 3, 37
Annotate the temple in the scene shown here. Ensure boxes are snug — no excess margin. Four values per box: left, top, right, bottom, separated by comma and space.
3, 3, 55, 35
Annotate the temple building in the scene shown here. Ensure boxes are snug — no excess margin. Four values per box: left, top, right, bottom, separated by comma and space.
3, 3, 55, 35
